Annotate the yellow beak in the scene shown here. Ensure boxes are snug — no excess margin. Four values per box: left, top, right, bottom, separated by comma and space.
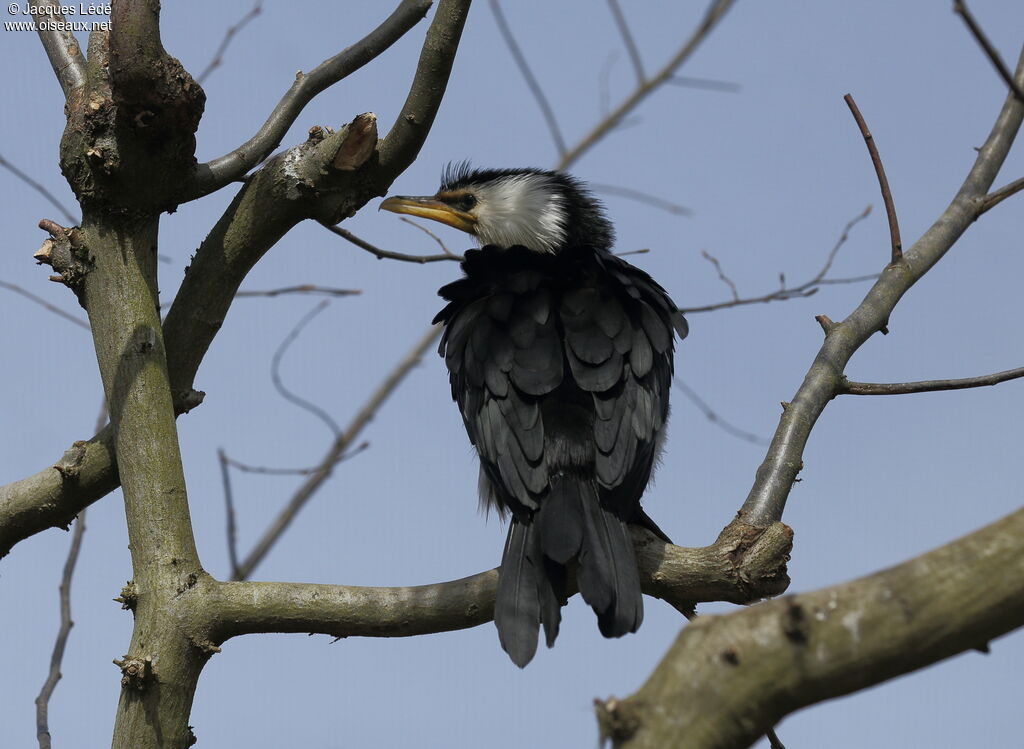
379, 196, 477, 234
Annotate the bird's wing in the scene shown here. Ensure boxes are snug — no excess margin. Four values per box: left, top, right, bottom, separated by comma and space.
435, 267, 556, 516
560, 253, 684, 526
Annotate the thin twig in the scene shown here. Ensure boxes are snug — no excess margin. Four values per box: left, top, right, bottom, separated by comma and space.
953, 0, 1024, 104
607, 0, 646, 84
235, 285, 362, 298
0, 280, 90, 330
844, 94, 902, 263
675, 380, 769, 446
0, 153, 79, 225
700, 250, 740, 301
222, 443, 370, 477
590, 182, 693, 216
978, 175, 1024, 215
681, 206, 876, 314
398, 217, 459, 255
323, 222, 464, 263
271, 302, 343, 438
840, 366, 1024, 396
233, 325, 443, 580
666, 75, 741, 93
196, 1, 263, 84
218, 449, 241, 580
34, 510, 86, 749
555, 0, 736, 171
614, 248, 650, 257
489, 0, 567, 157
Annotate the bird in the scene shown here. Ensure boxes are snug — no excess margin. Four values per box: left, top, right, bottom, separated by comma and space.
380, 164, 687, 667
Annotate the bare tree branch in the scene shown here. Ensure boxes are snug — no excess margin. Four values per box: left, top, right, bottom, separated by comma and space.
489, 0, 567, 157
0, 0, 472, 561
232, 324, 443, 580
34, 511, 86, 749
840, 366, 1024, 396
556, 0, 736, 171
590, 182, 693, 216
218, 449, 241, 580
607, 0, 646, 85
324, 222, 463, 263
209, 520, 792, 640
32, 7, 86, 98
738, 46, 1024, 528
675, 380, 769, 446
0, 153, 78, 225
189, 0, 433, 197
234, 285, 361, 299
680, 206, 875, 315
954, 0, 1024, 104
270, 301, 343, 438
195, 1, 264, 84
0, 279, 90, 330
611, 507, 1024, 748
979, 174, 1024, 215
844, 94, 902, 263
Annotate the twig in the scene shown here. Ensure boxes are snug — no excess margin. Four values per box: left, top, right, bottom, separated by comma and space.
0, 280, 90, 330
700, 250, 739, 301
766, 727, 787, 749
978, 175, 1024, 215
271, 302, 343, 438
0, 153, 79, 225
953, 0, 1024, 104
489, 0, 567, 157
34, 510, 86, 749
681, 206, 876, 314
614, 248, 650, 257
607, 0, 646, 84
840, 366, 1024, 396
190, 0, 433, 197
590, 182, 693, 216
398, 217, 459, 256
555, 0, 736, 171
195, 1, 263, 84
844, 94, 902, 263
675, 380, 769, 446
323, 222, 464, 264
235, 285, 361, 298
666, 75, 741, 93
233, 324, 443, 580
218, 449, 241, 580
222, 443, 369, 476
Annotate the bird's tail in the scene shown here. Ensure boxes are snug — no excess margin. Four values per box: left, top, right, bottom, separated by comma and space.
494, 475, 643, 667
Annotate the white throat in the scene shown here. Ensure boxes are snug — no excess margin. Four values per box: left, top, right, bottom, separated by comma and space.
472, 174, 567, 253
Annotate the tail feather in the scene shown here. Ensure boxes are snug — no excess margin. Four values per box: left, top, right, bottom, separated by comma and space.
495, 476, 646, 667
495, 520, 565, 667
578, 484, 644, 638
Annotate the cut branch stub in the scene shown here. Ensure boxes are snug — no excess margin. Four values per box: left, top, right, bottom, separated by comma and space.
34, 220, 92, 298
332, 113, 378, 170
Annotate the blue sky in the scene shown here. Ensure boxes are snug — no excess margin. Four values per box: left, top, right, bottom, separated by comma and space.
2, 2, 1023, 747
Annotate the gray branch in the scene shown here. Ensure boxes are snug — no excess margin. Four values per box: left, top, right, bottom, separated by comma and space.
188, 0, 433, 198
33, 8, 87, 98
739, 46, 1024, 527
608, 507, 1024, 748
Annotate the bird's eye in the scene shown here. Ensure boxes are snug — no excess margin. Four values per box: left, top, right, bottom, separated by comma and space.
458, 194, 477, 211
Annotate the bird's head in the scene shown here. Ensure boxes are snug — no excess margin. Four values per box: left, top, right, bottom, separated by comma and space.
380, 164, 614, 254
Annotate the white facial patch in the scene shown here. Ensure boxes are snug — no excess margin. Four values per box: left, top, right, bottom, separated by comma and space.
471, 173, 568, 253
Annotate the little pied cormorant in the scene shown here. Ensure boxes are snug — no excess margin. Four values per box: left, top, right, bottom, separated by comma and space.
381, 165, 687, 667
